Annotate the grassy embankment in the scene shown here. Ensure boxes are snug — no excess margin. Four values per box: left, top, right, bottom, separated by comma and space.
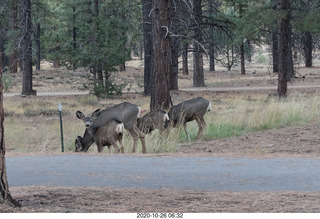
3, 92, 320, 154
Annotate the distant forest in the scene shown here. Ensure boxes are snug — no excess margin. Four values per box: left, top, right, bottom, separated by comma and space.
1, 0, 320, 105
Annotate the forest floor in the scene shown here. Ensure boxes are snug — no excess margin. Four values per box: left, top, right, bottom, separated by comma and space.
2, 58, 320, 213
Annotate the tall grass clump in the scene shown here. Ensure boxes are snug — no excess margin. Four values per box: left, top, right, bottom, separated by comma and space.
202, 93, 320, 140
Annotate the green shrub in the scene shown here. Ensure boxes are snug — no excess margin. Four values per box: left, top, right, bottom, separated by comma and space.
2, 74, 13, 92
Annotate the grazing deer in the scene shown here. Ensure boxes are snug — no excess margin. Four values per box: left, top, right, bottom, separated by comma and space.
166, 97, 211, 141
137, 109, 170, 135
75, 102, 146, 153
76, 109, 124, 153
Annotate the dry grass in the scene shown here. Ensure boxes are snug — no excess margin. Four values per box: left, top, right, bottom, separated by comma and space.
4, 91, 320, 154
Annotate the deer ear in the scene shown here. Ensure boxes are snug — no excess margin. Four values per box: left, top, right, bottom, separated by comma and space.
76, 111, 85, 120
92, 109, 101, 117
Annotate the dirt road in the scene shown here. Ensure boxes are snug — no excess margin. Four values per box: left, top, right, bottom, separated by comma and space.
6, 155, 320, 192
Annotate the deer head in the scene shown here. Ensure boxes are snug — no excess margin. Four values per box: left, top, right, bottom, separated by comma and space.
76, 109, 101, 128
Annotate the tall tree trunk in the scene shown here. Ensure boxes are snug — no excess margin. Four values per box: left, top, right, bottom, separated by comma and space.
36, 23, 41, 70
150, 0, 171, 111
21, 0, 36, 96
193, 0, 205, 87
272, 30, 279, 73
240, 39, 245, 75
169, 5, 179, 91
304, 31, 312, 67
142, 0, 153, 96
278, 0, 290, 97
182, 42, 189, 75
73, 6, 77, 51
10, 0, 18, 73
239, 4, 245, 75
93, 0, 103, 90
0, 34, 20, 207
170, 38, 179, 90
247, 39, 252, 63
208, 0, 215, 72
272, 0, 279, 73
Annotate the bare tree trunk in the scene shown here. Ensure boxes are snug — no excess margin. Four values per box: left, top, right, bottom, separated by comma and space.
182, 42, 189, 75
278, 0, 290, 98
193, 0, 205, 87
73, 6, 77, 51
240, 39, 245, 75
169, 5, 179, 91
150, 0, 171, 111
21, 0, 36, 96
304, 31, 312, 67
239, 4, 245, 75
0, 34, 20, 207
36, 23, 41, 70
10, 0, 18, 73
142, 0, 153, 95
272, 30, 279, 73
170, 38, 179, 90
247, 39, 252, 63
208, 0, 215, 72
272, 0, 279, 73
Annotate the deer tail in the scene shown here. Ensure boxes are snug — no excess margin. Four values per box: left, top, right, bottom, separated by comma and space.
137, 107, 142, 119
207, 102, 212, 112
116, 123, 124, 134
163, 113, 170, 122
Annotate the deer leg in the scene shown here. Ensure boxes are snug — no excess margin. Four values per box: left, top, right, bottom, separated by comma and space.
112, 142, 120, 153
195, 117, 206, 140
183, 123, 191, 142
117, 134, 124, 153
107, 146, 112, 154
136, 128, 146, 153
128, 129, 139, 153
97, 145, 104, 153
120, 139, 124, 153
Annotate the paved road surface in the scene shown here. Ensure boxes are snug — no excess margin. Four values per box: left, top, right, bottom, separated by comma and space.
6, 155, 320, 192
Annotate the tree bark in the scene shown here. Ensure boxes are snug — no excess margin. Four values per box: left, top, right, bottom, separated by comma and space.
150, 0, 171, 111
0, 34, 20, 207
278, 0, 291, 98
272, 30, 279, 73
142, 0, 153, 96
240, 39, 245, 75
10, 0, 18, 73
170, 37, 179, 90
169, 5, 179, 91
192, 0, 205, 87
304, 31, 312, 67
272, 0, 279, 73
239, 4, 245, 75
182, 42, 189, 75
36, 23, 41, 70
21, 0, 36, 96
208, 0, 215, 72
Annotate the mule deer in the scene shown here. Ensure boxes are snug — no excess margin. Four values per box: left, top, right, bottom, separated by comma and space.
166, 97, 211, 141
75, 102, 146, 153
137, 109, 169, 135
76, 109, 124, 153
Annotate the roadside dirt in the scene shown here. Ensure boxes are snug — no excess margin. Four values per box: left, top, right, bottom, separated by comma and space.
2, 60, 320, 213
2, 186, 320, 213
177, 124, 320, 158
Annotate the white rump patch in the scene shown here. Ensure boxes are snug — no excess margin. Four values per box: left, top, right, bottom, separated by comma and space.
163, 113, 170, 122
207, 102, 212, 112
116, 123, 124, 133
137, 107, 142, 119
